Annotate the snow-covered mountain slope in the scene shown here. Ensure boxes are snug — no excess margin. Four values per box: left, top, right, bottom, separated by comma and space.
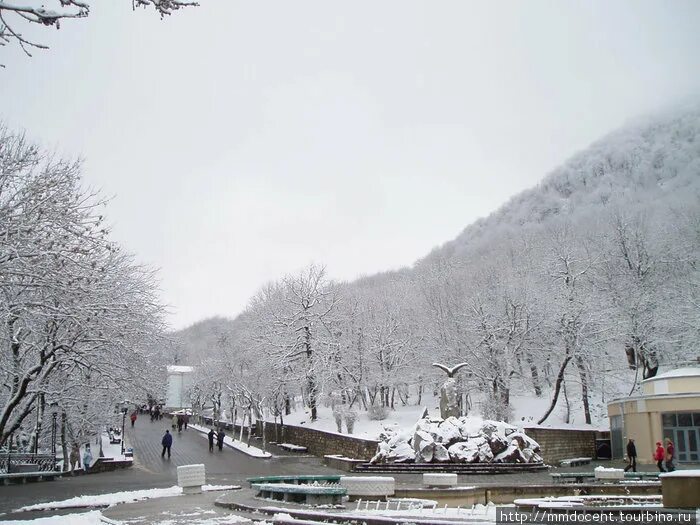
424, 104, 700, 264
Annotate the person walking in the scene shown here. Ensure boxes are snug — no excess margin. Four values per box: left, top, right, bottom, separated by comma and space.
664, 438, 675, 472
161, 429, 173, 459
208, 428, 215, 452
130, 411, 138, 428
83, 444, 93, 473
624, 438, 637, 472
171, 414, 177, 430
217, 428, 225, 451
69, 443, 81, 474
177, 415, 184, 433
184, 413, 189, 430
654, 441, 666, 472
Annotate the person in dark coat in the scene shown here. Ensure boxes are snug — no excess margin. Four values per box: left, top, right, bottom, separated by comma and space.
177, 415, 183, 433
624, 438, 637, 472
208, 428, 215, 452
216, 428, 225, 451
130, 411, 138, 428
161, 429, 173, 458
184, 414, 189, 430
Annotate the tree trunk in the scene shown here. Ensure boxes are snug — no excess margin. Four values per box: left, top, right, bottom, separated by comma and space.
525, 353, 542, 397
238, 411, 245, 442
60, 412, 68, 471
304, 326, 318, 421
538, 355, 572, 424
575, 355, 592, 424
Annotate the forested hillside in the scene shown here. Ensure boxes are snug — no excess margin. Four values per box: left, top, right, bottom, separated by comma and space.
174, 105, 700, 431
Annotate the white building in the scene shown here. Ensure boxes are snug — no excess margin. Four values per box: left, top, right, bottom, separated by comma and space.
166, 365, 194, 411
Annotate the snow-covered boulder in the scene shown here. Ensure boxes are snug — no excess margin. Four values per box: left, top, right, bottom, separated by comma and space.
433, 443, 450, 462
372, 414, 542, 464
387, 441, 414, 463
448, 437, 494, 463
435, 417, 462, 446
494, 440, 527, 463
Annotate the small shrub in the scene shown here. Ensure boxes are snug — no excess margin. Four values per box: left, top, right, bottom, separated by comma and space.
333, 410, 343, 433
367, 404, 388, 421
344, 410, 357, 434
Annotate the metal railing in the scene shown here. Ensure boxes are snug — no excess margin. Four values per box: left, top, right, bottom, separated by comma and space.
0, 453, 57, 474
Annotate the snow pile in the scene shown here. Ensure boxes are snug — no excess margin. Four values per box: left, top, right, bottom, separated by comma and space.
14, 484, 240, 512
370, 415, 542, 464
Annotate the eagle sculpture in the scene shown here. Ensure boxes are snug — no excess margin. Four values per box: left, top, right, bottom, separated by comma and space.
432, 362, 470, 378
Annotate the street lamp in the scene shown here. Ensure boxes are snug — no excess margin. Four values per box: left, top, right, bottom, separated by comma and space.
50, 402, 58, 457
120, 400, 130, 456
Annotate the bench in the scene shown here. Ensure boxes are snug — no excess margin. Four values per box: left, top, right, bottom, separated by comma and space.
247, 475, 341, 487
551, 471, 661, 484
550, 472, 596, 484
625, 472, 660, 479
108, 428, 121, 445
0, 471, 62, 485
340, 476, 395, 500
423, 472, 458, 488
278, 443, 308, 453
252, 482, 346, 506
560, 457, 592, 467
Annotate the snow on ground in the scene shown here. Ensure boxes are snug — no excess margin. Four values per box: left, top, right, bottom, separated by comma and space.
15, 485, 239, 512
2, 510, 115, 524
3, 510, 251, 524
262, 392, 608, 442
189, 423, 272, 458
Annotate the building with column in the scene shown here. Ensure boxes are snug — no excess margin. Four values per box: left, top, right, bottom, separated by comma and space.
607, 367, 700, 464
166, 365, 194, 411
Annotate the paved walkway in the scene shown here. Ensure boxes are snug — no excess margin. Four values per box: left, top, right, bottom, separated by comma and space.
0, 416, 339, 520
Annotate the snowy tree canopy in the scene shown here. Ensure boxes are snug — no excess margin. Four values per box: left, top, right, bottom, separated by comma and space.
0, 124, 167, 450
176, 105, 700, 430
0, 0, 196, 65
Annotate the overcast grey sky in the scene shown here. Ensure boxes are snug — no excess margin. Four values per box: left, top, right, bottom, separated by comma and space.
1, 1, 699, 329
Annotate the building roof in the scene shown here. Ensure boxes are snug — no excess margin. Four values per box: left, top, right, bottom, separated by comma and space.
642, 367, 700, 381
167, 365, 194, 373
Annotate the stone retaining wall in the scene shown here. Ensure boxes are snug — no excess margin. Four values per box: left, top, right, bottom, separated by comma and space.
258, 422, 378, 460
524, 427, 597, 464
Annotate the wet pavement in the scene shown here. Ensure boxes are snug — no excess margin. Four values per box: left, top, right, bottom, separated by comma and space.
0, 416, 339, 521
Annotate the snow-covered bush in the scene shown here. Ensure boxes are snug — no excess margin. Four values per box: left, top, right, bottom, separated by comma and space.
368, 404, 389, 421
344, 411, 357, 434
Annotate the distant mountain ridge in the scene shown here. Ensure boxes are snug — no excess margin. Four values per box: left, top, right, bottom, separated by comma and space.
425, 103, 700, 263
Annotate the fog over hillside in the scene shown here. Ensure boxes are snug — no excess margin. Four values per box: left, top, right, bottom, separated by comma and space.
173, 104, 700, 428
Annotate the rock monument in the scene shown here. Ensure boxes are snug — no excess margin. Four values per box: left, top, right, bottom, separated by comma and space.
432, 362, 469, 419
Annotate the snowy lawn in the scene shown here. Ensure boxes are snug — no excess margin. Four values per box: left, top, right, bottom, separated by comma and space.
3, 510, 251, 524
14, 485, 239, 512
189, 423, 272, 458
259, 394, 607, 442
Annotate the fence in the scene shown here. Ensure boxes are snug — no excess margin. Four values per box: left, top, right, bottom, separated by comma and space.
0, 453, 57, 474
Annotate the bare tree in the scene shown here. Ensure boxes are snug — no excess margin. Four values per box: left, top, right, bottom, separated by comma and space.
0, 0, 196, 65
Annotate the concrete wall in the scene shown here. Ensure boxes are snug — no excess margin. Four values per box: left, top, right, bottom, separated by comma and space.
524, 427, 597, 464
258, 422, 379, 460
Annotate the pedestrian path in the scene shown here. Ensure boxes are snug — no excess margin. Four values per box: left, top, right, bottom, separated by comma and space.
0, 415, 340, 519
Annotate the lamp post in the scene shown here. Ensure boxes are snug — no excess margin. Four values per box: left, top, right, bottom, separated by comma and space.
120, 400, 130, 456
50, 402, 58, 457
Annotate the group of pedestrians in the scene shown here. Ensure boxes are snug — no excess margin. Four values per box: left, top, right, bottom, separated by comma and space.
624, 437, 675, 472
654, 438, 676, 472
159, 422, 228, 459
171, 413, 190, 432
208, 428, 226, 452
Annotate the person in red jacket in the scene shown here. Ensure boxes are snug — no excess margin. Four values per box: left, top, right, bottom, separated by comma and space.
130, 411, 138, 428
664, 438, 675, 472
654, 441, 666, 472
